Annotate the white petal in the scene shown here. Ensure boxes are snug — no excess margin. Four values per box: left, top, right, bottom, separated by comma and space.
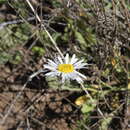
74, 71, 86, 79
69, 73, 77, 80
74, 59, 84, 67
45, 72, 57, 77
65, 73, 71, 79
75, 77, 83, 83
44, 65, 56, 71
68, 72, 83, 83
71, 55, 78, 64
48, 59, 58, 67
58, 56, 63, 64
65, 53, 69, 64
70, 54, 76, 64
61, 73, 67, 83
57, 71, 61, 76
74, 63, 88, 69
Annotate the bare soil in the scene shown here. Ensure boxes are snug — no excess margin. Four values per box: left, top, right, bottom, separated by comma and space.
0, 64, 82, 130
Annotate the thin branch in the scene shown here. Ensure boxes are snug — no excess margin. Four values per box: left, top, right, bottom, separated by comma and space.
80, 83, 107, 121
25, 0, 64, 58
0, 17, 35, 30
0, 82, 27, 124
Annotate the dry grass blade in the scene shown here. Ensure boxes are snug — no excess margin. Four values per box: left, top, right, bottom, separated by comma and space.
0, 82, 27, 124
25, 0, 64, 58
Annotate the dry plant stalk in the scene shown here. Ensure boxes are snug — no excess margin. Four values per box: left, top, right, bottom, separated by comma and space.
25, 0, 64, 58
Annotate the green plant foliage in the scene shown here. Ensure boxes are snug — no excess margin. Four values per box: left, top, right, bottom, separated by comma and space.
81, 99, 97, 114
47, 76, 80, 90
0, 23, 31, 64
0, 0, 7, 4
0, 52, 12, 64
31, 46, 45, 56
52, 0, 62, 8
9, 0, 30, 18
0, 0, 129, 129
38, 30, 51, 46
99, 116, 113, 130
10, 51, 23, 65
75, 31, 86, 45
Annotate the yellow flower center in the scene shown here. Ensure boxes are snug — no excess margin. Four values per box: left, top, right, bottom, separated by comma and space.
58, 64, 74, 73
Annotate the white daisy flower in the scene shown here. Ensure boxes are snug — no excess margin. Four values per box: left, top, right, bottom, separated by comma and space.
44, 54, 88, 83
